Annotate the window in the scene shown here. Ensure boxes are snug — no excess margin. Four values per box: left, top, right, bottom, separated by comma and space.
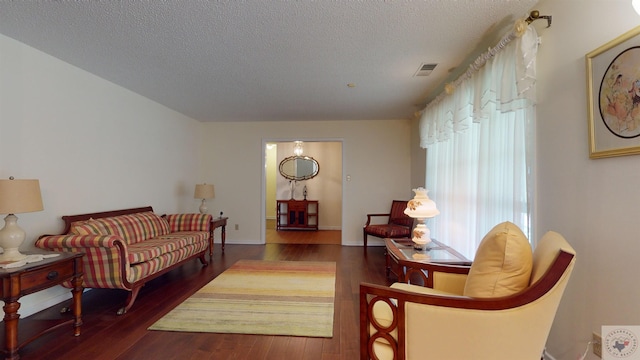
419, 26, 538, 259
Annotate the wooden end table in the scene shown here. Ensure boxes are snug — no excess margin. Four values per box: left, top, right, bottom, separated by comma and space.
384, 238, 471, 280
209, 217, 228, 256
0, 252, 83, 360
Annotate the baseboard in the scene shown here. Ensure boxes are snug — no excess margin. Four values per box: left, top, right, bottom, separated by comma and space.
318, 225, 341, 231
222, 239, 264, 245
20, 287, 92, 318
542, 348, 558, 360
365, 238, 386, 246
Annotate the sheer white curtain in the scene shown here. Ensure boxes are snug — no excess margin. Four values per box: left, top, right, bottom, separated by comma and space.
419, 26, 538, 259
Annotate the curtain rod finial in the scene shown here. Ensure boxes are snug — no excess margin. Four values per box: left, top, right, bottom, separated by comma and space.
525, 10, 552, 28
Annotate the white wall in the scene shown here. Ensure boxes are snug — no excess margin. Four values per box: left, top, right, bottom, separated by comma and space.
199, 120, 412, 246
0, 34, 202, 317
534, 1, 640, 359
265, 144, 278, 219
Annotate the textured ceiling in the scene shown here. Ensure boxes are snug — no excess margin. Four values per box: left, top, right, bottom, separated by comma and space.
0, 0, 539, 122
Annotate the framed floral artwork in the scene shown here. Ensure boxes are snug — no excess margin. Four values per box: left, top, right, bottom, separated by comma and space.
587, 25, 640, 158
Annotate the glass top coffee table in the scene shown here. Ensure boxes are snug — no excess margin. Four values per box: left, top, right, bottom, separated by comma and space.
384, 238, 471, 280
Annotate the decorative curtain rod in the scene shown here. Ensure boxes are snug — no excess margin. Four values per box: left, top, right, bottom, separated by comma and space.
421, 10, 551, 112
525, 10, 552, 28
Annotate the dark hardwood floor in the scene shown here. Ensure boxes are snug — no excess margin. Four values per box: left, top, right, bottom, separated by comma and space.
16, 243, 391, 360
266, 229, 342, 245
265, 220, 341, 245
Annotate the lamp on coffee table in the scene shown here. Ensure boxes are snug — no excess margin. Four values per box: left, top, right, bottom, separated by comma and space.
404, 187, 439, 250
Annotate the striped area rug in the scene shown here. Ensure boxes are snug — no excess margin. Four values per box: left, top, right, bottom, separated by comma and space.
148, 259, 336, 337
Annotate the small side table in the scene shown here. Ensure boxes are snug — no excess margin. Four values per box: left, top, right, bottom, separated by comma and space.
384, 238, 471, 281
210, 217, 228, 255
0, 252, 83, 360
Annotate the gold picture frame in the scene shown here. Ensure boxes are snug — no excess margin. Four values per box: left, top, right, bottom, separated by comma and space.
587, 26, 640, 159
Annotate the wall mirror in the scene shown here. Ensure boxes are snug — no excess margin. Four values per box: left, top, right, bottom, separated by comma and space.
279, 156, 320, 181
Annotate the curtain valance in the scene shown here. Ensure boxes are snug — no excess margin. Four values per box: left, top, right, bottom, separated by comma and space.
419, 26, 539, 148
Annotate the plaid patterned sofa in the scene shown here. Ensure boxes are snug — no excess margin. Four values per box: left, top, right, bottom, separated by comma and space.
36, 206, 211, 315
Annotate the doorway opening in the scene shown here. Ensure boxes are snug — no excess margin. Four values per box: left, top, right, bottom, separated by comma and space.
264, 140, 342, 244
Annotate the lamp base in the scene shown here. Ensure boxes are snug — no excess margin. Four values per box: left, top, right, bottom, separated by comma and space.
412, 238, 431, 251
199, 199, 208, 214
0, 249, 27, 262
0, 214, 28, 262
411, 221, 432, 250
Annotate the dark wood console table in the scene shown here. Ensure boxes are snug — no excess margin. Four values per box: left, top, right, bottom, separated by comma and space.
276, 200, 318, 230
0, 252, 83, 360
209, 217, 228, 255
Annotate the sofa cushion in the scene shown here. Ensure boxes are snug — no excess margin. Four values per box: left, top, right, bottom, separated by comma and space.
69, 219, 107, 235
165, 213, 212, 232
128, 239, 209, 283
463, 221, 532, 298
93, 212, 170, 244
127, 231, 209, 264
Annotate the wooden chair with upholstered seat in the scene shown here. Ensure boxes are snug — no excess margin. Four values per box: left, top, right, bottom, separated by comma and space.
360, 222, 576, 360
363, 200, 413, 247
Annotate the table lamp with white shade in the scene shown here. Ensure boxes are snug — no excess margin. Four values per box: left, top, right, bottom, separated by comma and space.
194, 183, 215, 214
0, 177, 44, 261
404, 187, 439, 250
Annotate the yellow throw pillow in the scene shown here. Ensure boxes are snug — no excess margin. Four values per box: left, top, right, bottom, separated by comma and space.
463, 221, 533, 298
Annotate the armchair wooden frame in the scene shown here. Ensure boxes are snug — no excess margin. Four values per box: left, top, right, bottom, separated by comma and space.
363, 200, 412, 247
360, 249, 575, 360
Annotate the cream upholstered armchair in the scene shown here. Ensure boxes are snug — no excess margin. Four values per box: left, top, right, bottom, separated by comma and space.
360, 222, 576, 360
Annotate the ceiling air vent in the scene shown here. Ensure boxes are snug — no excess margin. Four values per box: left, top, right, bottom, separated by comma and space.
414, 63, 437, 77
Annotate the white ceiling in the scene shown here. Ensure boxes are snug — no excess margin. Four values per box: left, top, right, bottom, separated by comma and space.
0, 0, 539, 122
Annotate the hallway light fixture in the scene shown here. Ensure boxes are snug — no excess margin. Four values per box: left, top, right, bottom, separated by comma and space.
293, 141, 303, 156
